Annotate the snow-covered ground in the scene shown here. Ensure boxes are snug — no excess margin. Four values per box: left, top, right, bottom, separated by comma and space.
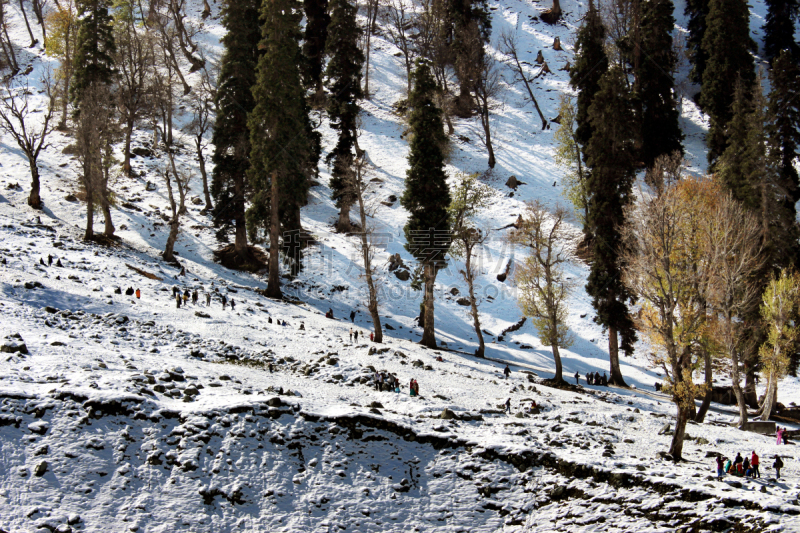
0, 0, 799, 530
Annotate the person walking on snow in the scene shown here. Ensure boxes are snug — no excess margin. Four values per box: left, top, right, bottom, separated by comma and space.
183, 289, 190, 304
369, 332, 374, 342
574, 371, 580, 385
716, 456, 725, 478
176, 294, 181, 308
773, 455, 784, 479
350, 310, 356, 322
135, 288, 141, 299
777, 426, 785, 445
206, 293, 211, 307
504, 365, 511, 379
222, 295, 227, 310
505, 398, 511, 413
751, 451, 760, 478
354, 330, 359, 342
230, 298, 235, 311
192, 290, 198, 305
349, 329, 353, 342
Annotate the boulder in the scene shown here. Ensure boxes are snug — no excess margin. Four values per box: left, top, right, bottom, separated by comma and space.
506, 175, 519, 189
394, 269, 410, 281
34, 461, 48, 477
440, 408, 457, 420
2, 334, 28, 355
456, 297, 471, 306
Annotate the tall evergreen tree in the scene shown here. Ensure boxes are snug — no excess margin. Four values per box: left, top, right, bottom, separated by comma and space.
70, 0, 116, 105
585, 66, 638, 387
763, 0, 800, 63
248, 0, 314, 297
211, 0, 260, 263
325, 0, 364, 232
302, 0, 330, 96
767, 50, 800, 213
685, 0, 709, 85
699, 0, 755, 165
401, 59, 452, 349
569, 0, 608, 154
717, 77, 758, 210
635, 0, 684, 169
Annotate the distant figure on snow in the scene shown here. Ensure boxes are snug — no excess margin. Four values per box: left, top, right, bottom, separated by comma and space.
751, 451, 760, 478
48, 254, 53, 266
56, 259, 63, 267
354, 330, 359, 342
326, 308, 334, 319
299, 323, 305, 330
268, 317, 273, 324
575, 371, 580, 385
176, 294, 181, 308
774, 455, 784, 479
349, 329, 353, 342
183, 290, 190, 304
135, 288, 141, 299
369, 332, 373, 342
777, 426, 785, 445
350, 310, 356, 322
504, 365, 511, 379
505, 398, 511, 413
222, 295, 227, 310
206, 293, 211, 306
230, 298, 235, 311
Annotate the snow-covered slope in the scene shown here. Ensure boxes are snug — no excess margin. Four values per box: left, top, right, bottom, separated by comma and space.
0, 0, 799, 530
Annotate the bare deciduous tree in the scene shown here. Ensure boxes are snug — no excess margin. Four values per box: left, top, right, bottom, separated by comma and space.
472, 57, 500, 169
449, 172, 492, 357
0, 0, 20, 73
115, 0, 156, 176
74, 84, 117, 240
500, 28, 547, 130
511, 202, 577, 383
707, 194, 765, 425
361, 0, 379, 99
186, 64, 215, 209
31, 0, 47, 43
162, 149, 191, 262
349, 147, 383, 342
0, 74, 56, 209
415, 0, 455, 134
19, 0, 38, 47
44, 0, 77, 128
382, 0, 415, 95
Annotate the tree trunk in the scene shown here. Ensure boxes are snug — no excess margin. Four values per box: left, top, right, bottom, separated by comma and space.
465, 250, 484, 357
363, 0, 378, 99
101, 159, 114, 237
668, 404, 690, 461
420, 261, 437, 348
336, 197, 352, 232
552, 342, 563, 382
729, 340, 749, 425
27, 158, 41, 209
84, 174, 94, 241
266, 172, 282, 299
19, 0, 37, 47
608, 325, 628, 386
196, 136, 212, 209
695, 348, 713, 423
744, 364, 758, 408
163, 218, 179, 261
480, 103, 495, 169
124, 118, 134, 176
761, 353, 779, 421
234, 178, 248, 262
1, 21, 18, 73
354, 163, 382, 343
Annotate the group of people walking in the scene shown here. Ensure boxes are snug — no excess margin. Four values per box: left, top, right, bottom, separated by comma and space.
716, 451, 784, 480
373, 371, 420, 397
171, 286, 235, 310
576, 371, 608, 386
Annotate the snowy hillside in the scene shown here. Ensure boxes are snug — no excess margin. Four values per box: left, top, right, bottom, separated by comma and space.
0, 0, 799, 530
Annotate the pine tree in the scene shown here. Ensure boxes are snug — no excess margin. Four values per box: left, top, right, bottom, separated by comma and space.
584, 66, 638, 387
211, 0, 260, 262
325, 0, 364, 232
767, 50, 800, 216
401, 59, 452, 349
717, 77, 758, 210
685, 0, 709, 85
302, 0, 330, 95
636, 0, 683, 169
763, 0, 800, 63
70, 0, 115, 105
248, 0, 314, 297
569, 0, 608, 152
699, 0, 756, 165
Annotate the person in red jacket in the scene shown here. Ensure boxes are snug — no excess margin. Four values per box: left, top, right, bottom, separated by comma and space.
751, 451, 760, 478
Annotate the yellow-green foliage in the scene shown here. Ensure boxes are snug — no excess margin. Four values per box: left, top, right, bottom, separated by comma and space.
553, 95, 587, 226
759, 268, 800, 381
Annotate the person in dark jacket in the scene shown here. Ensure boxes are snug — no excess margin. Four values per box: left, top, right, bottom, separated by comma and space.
774, 456, 784, 479
230, 298, 235, 311
350, 310, 356, 322
176, 294, 181, 308
505, 398, 511, 413
574, 371, 580, 385
222, 295, 227, 310
192, 290, 198, 305
504, 365, 511, 379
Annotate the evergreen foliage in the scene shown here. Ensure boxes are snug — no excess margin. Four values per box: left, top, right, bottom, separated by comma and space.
685, 0, 709, 84
763, 0, 800, 63
767, 50, 800, 214
584, 66, 638, 381
247, 0, 314, 261
325, 0, 364, 231
699, 0, 756, 165
71, 0, 116, 104
569, 2, 608, 152
210, 0, 260, 251
302, 0, 331, 92
402, 59, 451, 262
635, 0, 684, 169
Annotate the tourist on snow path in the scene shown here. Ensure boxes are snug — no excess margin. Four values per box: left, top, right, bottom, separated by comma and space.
354, 330, 359, 342
751, 451, 760, 478
206, 292, 211, 306
349, 328, 353, 342
743, 457, 752, 477
183, 289, 190, 304
505, 398, 511, 413
773, 456, 784, 479
176, 294, 181, 308
222, 295, 227, 310
369, 332, 373, 342
716, 456, 725, 478
230, 298, 235, 311
574, 371, 580, 385
504, 365, 511, 379
777, 426, 785, 445
172, 286, 179, 297
135, 288, 141, 299
48, 254, 53, 266
724, 457, 732, 473
192, 290, 198, 305
350, 310, 356, 322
